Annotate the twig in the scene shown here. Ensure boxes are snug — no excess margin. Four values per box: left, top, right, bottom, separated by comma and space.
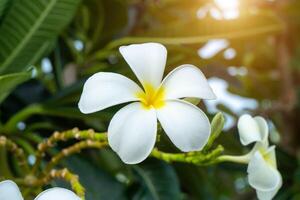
0, 136, 30, 172
47, 169, 85, 200
43, 140, 107, 174
17, 168, 85, 200
32, 128, 107, 173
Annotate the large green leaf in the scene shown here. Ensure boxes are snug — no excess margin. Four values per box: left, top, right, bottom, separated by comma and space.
0, 71, 31, 104
132, 160, 181, 200
0, 0, 81, 74
0, 0, 9, 19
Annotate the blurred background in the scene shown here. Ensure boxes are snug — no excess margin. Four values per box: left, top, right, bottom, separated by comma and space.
0, 0, 300, 199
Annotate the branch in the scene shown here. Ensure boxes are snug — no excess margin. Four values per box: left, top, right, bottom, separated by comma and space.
47, 169, 85, 200
32, 128, 107, 173
37, 128, 107, 154
43, 140, 107, 174
17, 168, 85, 200
0, 136, 30, 172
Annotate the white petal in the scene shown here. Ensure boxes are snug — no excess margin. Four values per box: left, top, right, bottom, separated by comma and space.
238, 114, 263, 146
108, 102, 157, 164
256, 182, 282, 200
119, 43, 167, 88
0, 180, 23, 200
264, 145, 277, 168
78, 72, 142, 114
157, 100, 211, 152
247, 150, 281, 192
35, 188, 80, 200
254, 116, 269, 145
161, 65, 216, 100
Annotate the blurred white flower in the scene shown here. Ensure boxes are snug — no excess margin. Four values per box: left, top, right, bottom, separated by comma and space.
238, 114, 269, 146
0, 180, 80, 200
79, 43, 216, 164
237, 114, 282, 200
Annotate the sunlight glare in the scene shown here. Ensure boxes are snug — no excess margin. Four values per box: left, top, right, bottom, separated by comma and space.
214, 0, 239, 11
214, 0, 240, 20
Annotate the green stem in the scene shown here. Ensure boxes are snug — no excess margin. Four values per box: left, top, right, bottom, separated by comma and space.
151, 145, 224, 166
215, 154, 250, 164
54, 45, 64, 90
2, 104, 43, 133
0, 147, 13, 178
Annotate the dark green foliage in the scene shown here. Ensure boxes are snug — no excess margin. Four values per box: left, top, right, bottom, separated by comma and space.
132, 160, 181, 200
64, 156, 127, 200
0, 0, 81, 74
0, 0, 9, 19
0, 71, 31, 103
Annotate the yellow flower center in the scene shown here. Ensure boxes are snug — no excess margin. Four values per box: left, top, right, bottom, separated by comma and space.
258, 147, 276, 168
136, 83, 165, 109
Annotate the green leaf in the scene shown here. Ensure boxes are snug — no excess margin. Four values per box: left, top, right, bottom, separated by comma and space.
133, 160, 181, 200
0, 0, 81, 74
0, 71, 31, 104
0, 0, 9, 19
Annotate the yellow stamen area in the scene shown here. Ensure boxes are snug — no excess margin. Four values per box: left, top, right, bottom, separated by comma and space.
259, 147, 276, 168
136, 83, 165, 109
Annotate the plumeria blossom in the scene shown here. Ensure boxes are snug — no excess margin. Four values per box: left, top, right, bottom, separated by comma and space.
0, 180, 80, 200
237, 114, 282, 200
79, 43, 216, 164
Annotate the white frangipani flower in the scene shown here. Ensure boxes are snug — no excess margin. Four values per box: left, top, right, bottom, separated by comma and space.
79, 43, 216, 164
0, 180, 80, 200
237, 114, 269, 146
237, 114, 282, 200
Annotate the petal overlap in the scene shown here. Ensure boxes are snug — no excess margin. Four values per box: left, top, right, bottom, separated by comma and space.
247, 152, 281, 191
